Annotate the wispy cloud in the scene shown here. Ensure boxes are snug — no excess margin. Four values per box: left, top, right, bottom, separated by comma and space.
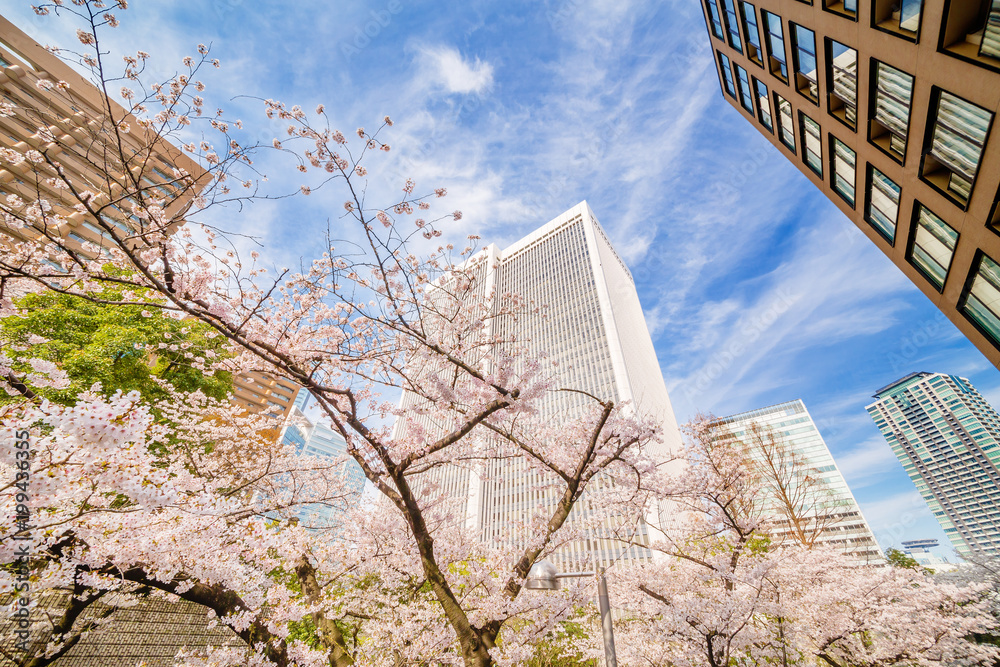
834, 437, 904, 489
413, 44, 494, 95
855, 489, 942, 550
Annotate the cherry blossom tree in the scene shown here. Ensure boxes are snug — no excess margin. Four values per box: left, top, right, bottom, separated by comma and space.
611, 417, 998, 667
1, 3, 663, 665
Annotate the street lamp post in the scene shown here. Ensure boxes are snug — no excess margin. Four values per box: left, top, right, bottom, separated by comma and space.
525, 559, 618, 667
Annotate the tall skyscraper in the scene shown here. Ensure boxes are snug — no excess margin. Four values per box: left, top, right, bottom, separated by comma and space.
399, 202, 683, 571
716, 400, 883, 561
867, 372, 1000, 556
698, 0, 1000, 368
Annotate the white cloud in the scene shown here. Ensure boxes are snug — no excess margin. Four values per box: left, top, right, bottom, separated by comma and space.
414, 45, 494, 95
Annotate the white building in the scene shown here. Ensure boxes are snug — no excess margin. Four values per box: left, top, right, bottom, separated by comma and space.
397, 202, 683, 571
901, 538, 958, 571
716, 400, 884, 562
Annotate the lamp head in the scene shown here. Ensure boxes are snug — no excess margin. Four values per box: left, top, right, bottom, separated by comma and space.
525, 559, 560, 590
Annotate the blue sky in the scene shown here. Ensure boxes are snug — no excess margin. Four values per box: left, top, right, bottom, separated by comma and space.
10, 0, 1000, 557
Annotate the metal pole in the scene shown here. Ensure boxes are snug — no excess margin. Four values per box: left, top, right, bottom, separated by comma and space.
596, 567, 618, 667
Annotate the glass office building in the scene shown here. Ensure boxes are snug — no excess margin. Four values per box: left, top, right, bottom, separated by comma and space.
716, 400, 883, 561
279, 400, 366, 529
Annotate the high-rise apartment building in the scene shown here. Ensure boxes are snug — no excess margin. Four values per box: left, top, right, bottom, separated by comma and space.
398, 202, 683, 571
715, 400, 884, 560
231, 372, 300, 421
867, 372, 1000, 555
699, 0, 1000, 367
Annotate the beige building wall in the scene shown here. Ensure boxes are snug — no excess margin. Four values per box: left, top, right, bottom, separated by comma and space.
700, 0, 1000, 367
0, 15, 300, 421
0, 14, 206, 250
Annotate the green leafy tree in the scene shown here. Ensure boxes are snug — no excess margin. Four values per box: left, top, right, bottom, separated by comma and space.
1, 288, 232, 405
885, 548, 921, 570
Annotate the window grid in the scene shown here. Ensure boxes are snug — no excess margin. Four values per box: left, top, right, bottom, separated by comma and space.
762, 10, 788, 81
723, 0, 744, 53
776, 93, 796, 151
791, 23, 820, 104
705, 0, 726, 39
825, 0, 858, 20
940, 0, 1000, 70
718, 51, 737, 98
869, 60, 913, 163
826, 39, 858, 130
830, 136, 857, 206
922, 88, 995, 208
736, 64, 755, 115
961, 251, 1000, 349
741, 1, 764, 66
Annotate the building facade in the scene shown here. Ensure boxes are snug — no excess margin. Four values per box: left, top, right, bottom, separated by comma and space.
397, 202, 683, 571
279, 391, 366, 527
700, 0, 1000, 367
231, 372, 300, 421
901, 537, 958, 568
867, 372, 1000, 555
0, 14, 205, 253
716, 400, 884, 560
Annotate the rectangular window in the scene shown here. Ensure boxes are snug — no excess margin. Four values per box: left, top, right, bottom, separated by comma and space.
940, 0, 1000, 70
791, 23, 819, 103
825, 0, 858, 20
908, 203, 958, 290
865, 165, 901, 242
705, 0, 726, 39
826, 40, 857, 129
754, 78, 773, 131
762, 11, 788, 81
991, 188, 1000, 235
723, 0, 744, 52
961, 252, 1000, 348
741, 1, 764, 65
872, 0, 923, 42
869, 60, 913, 162
831, 137, 856, 205
736, 64, 755, 114
921, 89, 994, 208
800, 111, 823, 175
718, 51, 737, 97
776, 93, 795, 150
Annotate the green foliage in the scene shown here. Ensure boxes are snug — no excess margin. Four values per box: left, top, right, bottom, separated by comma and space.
885, 548, 920, 570
746, 534, 773, 556
503, 613, 598, 667
1, 288, 232, 405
